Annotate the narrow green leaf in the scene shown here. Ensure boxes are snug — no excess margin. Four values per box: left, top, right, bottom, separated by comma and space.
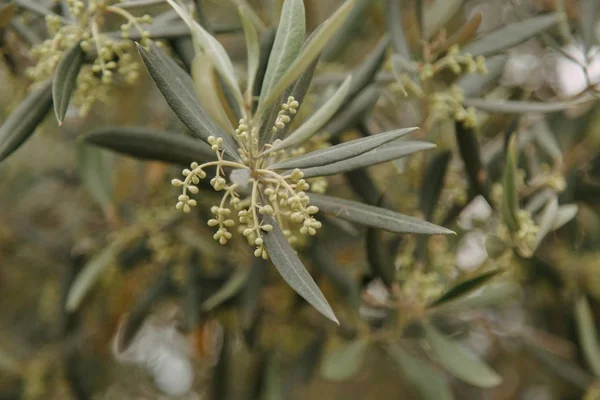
257, 0, 356, 118
386, 344, 454, 400
309, 193, 454, 235
264, 76, 352, 154
299, 141, 436, 178
238, 4, 260, 103
531, 118, 563, 165
527, 345, 594, 390
77, 144, 114, 209
0, 79, 52, 162
0, 2, 16, 28
454, 121, 491, 203
424, 0, 464, 40
502, 135, 520, 233
240, 259, 267, 330
116, 0, 167, 9
270, 127, 418, 170
320, 339, 369, 381
261, 215, 338, 324
575, 295, 600, 377
420, 151, 451, 221
463, 97, 593, 114
552, 204, 578, 230
322, 0, 372, 61
259, 0, 305, 100
428, 270, 502, 308
366, 225, 395, 287
581, 0, 598, 52
253, 28, 277, 107
430, 281, 519, 315
136, 43, 240, 161
322, 85, 380, 139
386, 0, 410, 57
52, 42, 84, 125
107, 22, 191, 40
423, 322, 502, 388
416, 0, 424, 40
82, 127, 216, 165
202, 266, 250, 312
14, 0, 53, 16
66, 244, 117, 312
532, 196, 559, 254
462, 13, 563, 56
457, 55, 507, 97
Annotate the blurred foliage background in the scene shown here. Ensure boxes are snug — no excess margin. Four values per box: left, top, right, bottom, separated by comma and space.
1, 0, 600, 399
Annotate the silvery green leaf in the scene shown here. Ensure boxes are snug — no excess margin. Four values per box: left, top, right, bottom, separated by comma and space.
309, 193, 454, 235
192, 54, 234, 132
552, 204, 578, 230
322, 84, 380, 139
238, 4, 260, 103
66, 244, 117, 312
457, 55, 507, 97
424, 0, 464, 40
299, 141, 436, 178
344, 35, 390, 107
77, 143, 114, 209
261, 215, 338, 324
463, 97, 592, 114
270, 127, 418, 170
322, 0, 372, 61
0, 79, 52, 162
581, 0, 598, 52
455, 121, 491, 202
259, 0, 305, 100
440, 10, 482, 51
420, 151, 451, 221
264, 76, 352, 154
532, 196, 559, 254
53, 42, 84, 125
528, 345, 593, 390
575, 295, 600, 377
366, 225, 395, 287
136, 43, 240, 161
166, 0, 244, 107
14, 0, 53, 16
428, 270, 502, 308
532, 118, 563, 164
115, 0, 167, 9
202, 266, 250, 312
423, 322, 502, 388
320, 339, 369, 381
107, 22, 190, 40
82, 127, 216, 165
502, 135, 520, 233
462, 13, 562, 56
386, 0, 410, 57
386, 344, 454, 400
256, 0, 356, 118
430, 281, 519, 315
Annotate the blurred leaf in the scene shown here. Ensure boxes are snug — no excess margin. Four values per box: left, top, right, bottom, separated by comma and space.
238, 4, 260, 102
66, 244, 117, 312
420, 151, 451, 221
580, 0, 598, 53
527, 344, 594, 390
440, 11, 482, 52
386, 0, 410, 57
455, 121, 491, 203
0, 79, 52, 162
240, 259, 267, 331
310, 193, 454, 235
532, 196, 559, 254
107, 22, 191, 40
271, 127, 418, 170
202, 266, 250, 312
253, 28, 277, 108
457, 55, 507, 97
423, 322, 502, 388
115, 0, 168, 8
192, 54, 234, 132
14, 0, 52, 16
261, 215, 338, 324
82, 126, 216, 165
502, 134, 520, 233
313, 244, 361, 309
531, 118, 563, 165
485, 235, 509, 259
320, 339, 369, 381
428, 270, 502, 308
52, 42, 84, 125
415, 0, 424, 40
300, 141, 436, 178
463, 97, 592, 114
323, 84, 380, 139
387, 344, 454, 400
257, 0, 356, 117
263, 353, 283, 400
265, 76, 351, 154
77, 144, 114, 209
0, 2, 16, 28
259, 0, 305, 100
431, 281, 520, 315
424, 0, 464, 40
462, 13, 562, 56
575, 295, 600, 377
366, 225, 395, 287
136, 43, 240, 161
322, 0, 372, 61
552, 204, 578, 230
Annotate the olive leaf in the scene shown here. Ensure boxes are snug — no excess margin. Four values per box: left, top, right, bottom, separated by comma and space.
463, 97, 593, 114
424, 0, 464, 40
320, 339, 369, 381
386, 0, 410, 57
82, 127, 217, 165
439, 10, 482, 52
531, 118, 563, 165
322, 84, 380, 139
53, 42, 84, 125
552, 204, 578, 230
270, 127, 418, 170
261, 215, 338, 324
299, 141, 436, 178
322, 0, 372, 61
531, 196, 559, 255
502, 134, 520, 233
575, 295, 600, 377
136, 42, 241, 161
423, 322, 502, 388
366, 224, 395, 287
0, 79, 52, 163
107, 22, 190, 40
202, 266, 250, 312
238, 4, 260, 103
430, 281, 520, 315
420, 151, 451, 221
309, 193, 454, 235
462, 13, 563, 57
581, 0, 598, 53
259, 0, 305, 100
457, 55, 507, 98
77, 143, 114, 210
386, 344, 454, 400
13, 0, 53, 16
428, 270, 502, 308
454, 121, 491, 203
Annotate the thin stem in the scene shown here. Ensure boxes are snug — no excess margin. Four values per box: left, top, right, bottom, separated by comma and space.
250, 179, 261, 238
105, 5, 148, 37
91, 19, 107, 75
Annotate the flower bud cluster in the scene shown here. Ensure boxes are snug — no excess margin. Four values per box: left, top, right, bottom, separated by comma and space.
430, 86, 478, 128
272, 96, 299, 135
420, 45, 487, 80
